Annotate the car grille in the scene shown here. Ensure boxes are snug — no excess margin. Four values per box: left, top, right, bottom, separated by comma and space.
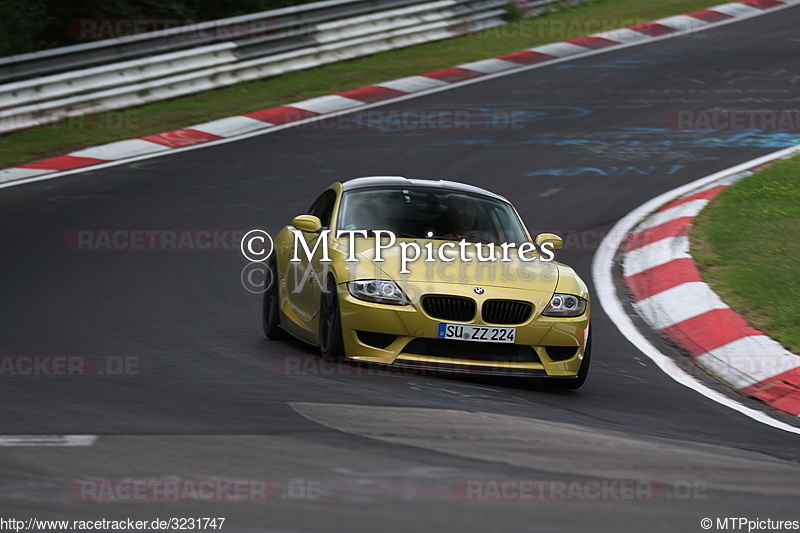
421, 295, 476, 322
482, 300, 533, 325
403, 338, 540, 363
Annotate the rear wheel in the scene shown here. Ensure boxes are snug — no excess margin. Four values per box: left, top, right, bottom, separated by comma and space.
319, 276, 345, 361
540, 329, 591, 390
262, 256, 287, 340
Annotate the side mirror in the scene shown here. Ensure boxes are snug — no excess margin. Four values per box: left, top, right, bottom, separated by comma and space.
292, 215, 323, 233
535, 232, 563, 251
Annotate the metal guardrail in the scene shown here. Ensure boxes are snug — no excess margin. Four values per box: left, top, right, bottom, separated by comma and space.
0, 0, 423, 83
0, 0, 575, 133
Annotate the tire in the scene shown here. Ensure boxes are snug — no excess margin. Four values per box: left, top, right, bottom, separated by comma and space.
262, 256, 287, 340
319, 276, 345, 361
540, 329, 591, 390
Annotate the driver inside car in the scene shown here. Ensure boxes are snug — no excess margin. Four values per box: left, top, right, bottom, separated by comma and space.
443, 199, 477, 240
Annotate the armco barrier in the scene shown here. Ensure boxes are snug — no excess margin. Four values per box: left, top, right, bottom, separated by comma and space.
0, 0, 429, 83
1, 0, 579, 133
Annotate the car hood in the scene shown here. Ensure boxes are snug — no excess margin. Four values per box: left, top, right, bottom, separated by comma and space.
331, 237, 560, 293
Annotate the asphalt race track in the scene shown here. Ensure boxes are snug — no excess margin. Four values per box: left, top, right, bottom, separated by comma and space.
1, 7, 799, 532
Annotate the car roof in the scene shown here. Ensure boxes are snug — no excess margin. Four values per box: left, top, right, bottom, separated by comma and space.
341, 176, 509, 202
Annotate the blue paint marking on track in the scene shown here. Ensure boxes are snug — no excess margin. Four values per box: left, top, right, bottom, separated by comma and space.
525, 165, 685, 177
551, 47, 726, 70
431, 129, 800, 149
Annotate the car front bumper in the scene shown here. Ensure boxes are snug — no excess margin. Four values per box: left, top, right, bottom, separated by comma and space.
337, 282, 589, 377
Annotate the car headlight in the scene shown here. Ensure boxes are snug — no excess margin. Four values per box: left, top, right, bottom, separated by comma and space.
542, 293, 587, 317
347, 280, 409, 305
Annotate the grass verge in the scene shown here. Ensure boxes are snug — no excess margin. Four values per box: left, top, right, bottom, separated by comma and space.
1, 0, 723, 169
691, 155, 800, 354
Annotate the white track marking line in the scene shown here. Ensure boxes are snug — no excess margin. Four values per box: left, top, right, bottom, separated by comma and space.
0, 435, 97, 446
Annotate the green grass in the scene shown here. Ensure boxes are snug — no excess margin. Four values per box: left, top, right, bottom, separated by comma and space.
692, 156, 800, 354
0, 0, 722, 168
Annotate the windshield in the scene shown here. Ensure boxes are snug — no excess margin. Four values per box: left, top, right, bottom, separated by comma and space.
337, 187, 529, 245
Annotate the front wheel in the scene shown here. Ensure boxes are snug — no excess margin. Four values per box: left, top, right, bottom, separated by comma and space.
540, 329, 591, 390
319, 276, 345, 361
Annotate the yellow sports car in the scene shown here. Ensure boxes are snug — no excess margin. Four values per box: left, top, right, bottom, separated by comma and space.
263, 176, 591, 389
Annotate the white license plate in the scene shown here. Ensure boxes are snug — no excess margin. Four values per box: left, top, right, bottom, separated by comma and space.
437, 323, 516, 343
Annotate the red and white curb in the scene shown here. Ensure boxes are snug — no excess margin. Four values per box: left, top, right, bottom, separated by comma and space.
619, 156, 800, 417
2, 0, 799, 186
